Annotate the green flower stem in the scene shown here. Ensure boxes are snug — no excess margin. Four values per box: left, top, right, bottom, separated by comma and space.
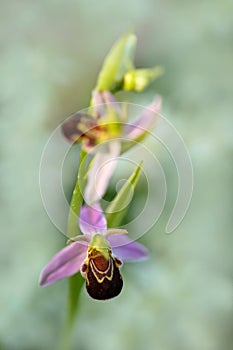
60, 148, 87, 350
60, 273, 84, 350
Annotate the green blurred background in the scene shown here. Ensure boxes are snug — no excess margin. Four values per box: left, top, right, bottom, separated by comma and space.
0, 0, 232, 349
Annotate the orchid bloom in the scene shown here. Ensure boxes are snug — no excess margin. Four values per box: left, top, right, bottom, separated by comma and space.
40, 204, 148, 300
61, 91, 161, 204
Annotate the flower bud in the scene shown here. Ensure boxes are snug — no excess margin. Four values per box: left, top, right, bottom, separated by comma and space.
124, 66, 164, 92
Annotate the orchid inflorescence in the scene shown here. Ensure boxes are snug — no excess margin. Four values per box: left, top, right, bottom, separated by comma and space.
40, 33, 162, 300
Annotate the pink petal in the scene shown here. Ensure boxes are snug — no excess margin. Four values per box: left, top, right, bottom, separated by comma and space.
102, 91, 122, 115
39, 242, 88, 286
79, 203, 107, 235
91, 91, 121, 118
124, 96, 162, 140
107, 234, 149, 262
84, 140, 121, 204
92, 91, 105, 118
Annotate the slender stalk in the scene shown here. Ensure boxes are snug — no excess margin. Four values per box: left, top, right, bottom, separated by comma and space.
60, 148, 87, 350
60, 274, 84, 350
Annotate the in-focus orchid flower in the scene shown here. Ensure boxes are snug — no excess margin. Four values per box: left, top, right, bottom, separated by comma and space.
61, 91, 161, 204
40, 204, 148, 300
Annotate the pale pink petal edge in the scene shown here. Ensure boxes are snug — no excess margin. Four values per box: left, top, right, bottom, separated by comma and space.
107, 234, 149, 262
39, 242, 88, 287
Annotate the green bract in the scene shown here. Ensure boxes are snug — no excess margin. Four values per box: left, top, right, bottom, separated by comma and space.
95, 33, 136, 91
106, 162, 142, 227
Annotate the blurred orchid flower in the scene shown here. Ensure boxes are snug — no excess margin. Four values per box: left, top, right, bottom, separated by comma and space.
40, 203, 148, 300
61, 90, 161, 149
61, 91, 161, 204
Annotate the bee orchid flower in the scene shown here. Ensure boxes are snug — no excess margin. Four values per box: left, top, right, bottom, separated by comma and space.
40, 203, 149, 300
61, 91, 161, 204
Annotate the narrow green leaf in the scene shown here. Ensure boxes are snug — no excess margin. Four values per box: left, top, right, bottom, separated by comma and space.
67, 148, 87, 238
95, 33, 136, 91
106, 161, 142, 227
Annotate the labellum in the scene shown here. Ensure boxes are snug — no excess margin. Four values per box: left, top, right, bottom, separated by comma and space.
82, 234, 123, 300
61, 102, 123, 151
61, 112, 105, 148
